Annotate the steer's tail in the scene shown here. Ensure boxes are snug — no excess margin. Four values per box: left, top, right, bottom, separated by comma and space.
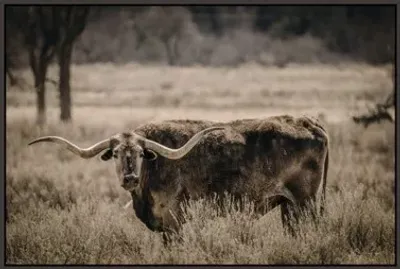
319, 146, 329, 216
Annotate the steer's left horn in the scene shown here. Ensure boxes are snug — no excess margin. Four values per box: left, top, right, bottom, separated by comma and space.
140, 126, 225, 160
28, 136, 111, 159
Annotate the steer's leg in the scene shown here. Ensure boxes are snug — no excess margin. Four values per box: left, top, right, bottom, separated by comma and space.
304, 195, 318, 222
255, 194, 283, 215
301, 195, 322, 231
280, 200, 300, 236
281, 196, 319, 237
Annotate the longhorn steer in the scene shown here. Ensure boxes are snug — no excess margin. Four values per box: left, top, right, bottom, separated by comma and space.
29, 115, 329, 236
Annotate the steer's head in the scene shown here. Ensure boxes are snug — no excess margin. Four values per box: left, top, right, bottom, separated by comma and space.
28, 126, 224, 192
99, 132, 159, 191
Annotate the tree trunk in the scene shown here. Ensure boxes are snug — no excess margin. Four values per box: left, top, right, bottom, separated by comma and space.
6, 54, 18, 86
7, 67, 18, 87
58, 43, 73, 122
35, 63, 47, 126
172, 36, 180, 66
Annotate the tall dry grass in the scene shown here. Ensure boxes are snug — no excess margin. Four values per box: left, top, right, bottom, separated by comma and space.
5, 63, 395, 264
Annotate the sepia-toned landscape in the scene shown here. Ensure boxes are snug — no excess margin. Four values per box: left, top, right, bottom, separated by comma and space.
5, 6, 395, 265
6, 62, 395, 264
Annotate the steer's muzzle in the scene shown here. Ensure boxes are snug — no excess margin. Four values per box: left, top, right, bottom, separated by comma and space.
122, 174, 139, 190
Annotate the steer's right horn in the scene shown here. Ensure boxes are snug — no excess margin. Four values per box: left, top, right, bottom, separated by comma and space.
28, 136, 111, 159
140, 126, 225, 160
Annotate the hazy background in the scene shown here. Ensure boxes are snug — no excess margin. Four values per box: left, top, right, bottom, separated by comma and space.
7, 6, 395, 67
6, 5, 395, 265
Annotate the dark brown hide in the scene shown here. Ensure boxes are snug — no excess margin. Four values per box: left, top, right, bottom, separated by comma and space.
130, 115, 329, 234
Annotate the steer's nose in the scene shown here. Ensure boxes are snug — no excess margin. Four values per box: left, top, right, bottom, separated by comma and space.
122, 174, 139, 187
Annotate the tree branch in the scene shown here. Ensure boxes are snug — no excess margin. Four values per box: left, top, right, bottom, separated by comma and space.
352, 91, 395, 128
63, 7, 90, 44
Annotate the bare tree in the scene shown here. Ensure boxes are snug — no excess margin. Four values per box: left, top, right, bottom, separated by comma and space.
352, 68, 395, 128
9, 7, 60, 125
6, 54, 18, 87
352, 102, 394, 128
6, 8, 26, 89
57, 6, 89, 122
6, 6, 89, 124
30, 7, 61, 125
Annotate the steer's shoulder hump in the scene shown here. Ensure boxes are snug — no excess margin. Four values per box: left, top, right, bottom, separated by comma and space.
232, 115, 328, 143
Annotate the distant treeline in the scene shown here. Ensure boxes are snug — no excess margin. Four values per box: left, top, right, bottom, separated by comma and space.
6, 5, 395, 68
189, 6, 395, 64
68, 5, 397, 64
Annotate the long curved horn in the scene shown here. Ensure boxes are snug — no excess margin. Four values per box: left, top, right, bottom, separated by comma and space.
141, 126, 225, 160
28, 136, 111, 159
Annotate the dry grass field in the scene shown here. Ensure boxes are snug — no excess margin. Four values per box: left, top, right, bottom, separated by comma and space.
6, 62, 395, 264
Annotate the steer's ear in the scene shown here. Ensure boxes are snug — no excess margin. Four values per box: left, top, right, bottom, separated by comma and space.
101, 137, 120, 161
143, 149, 157, 161
101, 149, 113, 161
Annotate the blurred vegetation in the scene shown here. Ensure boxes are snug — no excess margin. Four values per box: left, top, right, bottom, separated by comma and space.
190, 6, 394, 63
6, 5, 395, 69
6, 6, 394, 124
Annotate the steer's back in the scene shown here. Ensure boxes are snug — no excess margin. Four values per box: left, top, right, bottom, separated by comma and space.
134, 116, 329, 200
